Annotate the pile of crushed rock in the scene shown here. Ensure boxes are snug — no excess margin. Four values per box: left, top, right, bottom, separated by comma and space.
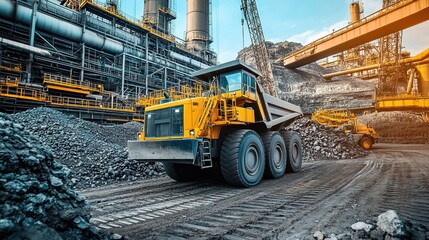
314, 210, 428, 240
11, 108, 164, 190
0, 113, 122, 239
358, 111, 429, 144
286, 117, 369, 161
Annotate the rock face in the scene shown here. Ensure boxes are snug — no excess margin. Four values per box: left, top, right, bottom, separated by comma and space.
358, 111, 429, 144
11, 107, 164, 190
0, 113, 120, 239
237, 41, 375, 113
286, 117, 369, 161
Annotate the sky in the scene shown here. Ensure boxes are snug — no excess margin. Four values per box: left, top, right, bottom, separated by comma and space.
120, 0, 429, 63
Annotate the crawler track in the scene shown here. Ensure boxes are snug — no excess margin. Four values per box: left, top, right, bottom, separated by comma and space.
80, 144, 429, 239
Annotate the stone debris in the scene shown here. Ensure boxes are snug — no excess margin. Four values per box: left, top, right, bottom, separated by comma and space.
11, 107, 164, 190
318, 210, 427, 240
313, 230, 324, 240
351, 221, 373, 233
377, 210, 406, 237
0, 112, 122, 239
286, 117, 369, 161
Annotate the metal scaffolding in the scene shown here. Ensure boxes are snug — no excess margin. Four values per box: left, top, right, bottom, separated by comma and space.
0, 0, 216, 120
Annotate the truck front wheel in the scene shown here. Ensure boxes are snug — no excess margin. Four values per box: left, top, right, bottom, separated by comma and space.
163, 163, 201, 181
220, 129, 265, 187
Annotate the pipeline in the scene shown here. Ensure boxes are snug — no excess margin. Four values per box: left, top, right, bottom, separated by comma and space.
0, 37, 52, 57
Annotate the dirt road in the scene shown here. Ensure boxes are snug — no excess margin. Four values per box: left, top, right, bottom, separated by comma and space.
80, 144, 429, 239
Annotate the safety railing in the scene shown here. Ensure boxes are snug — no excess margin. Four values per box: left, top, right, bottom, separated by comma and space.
0, 84, 48, 102
0, 64, 22, 73
79, 0, 175, 43
159, 6, 176, 18
0, 77, 19, 87
43, 73, 103, 93
136, 83, 206, 107
49, 95, 134, 111
0, 81, 133, 112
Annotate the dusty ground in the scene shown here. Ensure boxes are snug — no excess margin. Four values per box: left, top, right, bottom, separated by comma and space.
80, 144, 429, 239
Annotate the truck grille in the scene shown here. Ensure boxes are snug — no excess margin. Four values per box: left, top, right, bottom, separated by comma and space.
145, 105, 184, 138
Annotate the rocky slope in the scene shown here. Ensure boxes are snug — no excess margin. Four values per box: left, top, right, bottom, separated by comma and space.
358, 111, 429, 144
0, 113, 122, 239
237, 41, 375, 112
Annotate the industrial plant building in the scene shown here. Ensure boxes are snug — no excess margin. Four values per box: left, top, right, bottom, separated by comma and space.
0, 0, 216, 121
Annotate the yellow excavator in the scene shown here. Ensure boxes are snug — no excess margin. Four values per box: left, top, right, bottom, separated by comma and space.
311, 109, 380, 150
128, 60, 303, 187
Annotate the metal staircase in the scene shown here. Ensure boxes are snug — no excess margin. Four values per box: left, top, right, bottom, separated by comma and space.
195, 83, 218, 136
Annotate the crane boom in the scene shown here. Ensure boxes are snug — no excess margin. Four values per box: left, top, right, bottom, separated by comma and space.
241, 0, 277, 97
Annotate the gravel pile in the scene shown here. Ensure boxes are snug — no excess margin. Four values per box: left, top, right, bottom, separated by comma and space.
0, 113, 122, 239
358, 112, 429, 144
314, 210, 428, 240
286, 117, 369, 161
11, 108, 164, 190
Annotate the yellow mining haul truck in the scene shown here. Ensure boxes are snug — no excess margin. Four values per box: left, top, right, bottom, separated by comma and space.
128, 60, 303, 187
311, 109, 380, 150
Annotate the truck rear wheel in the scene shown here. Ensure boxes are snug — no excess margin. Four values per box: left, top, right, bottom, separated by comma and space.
281, 131, 303, 173
163, 163, 201, 182
220, 129, 265, 187
261, 131, 286, 179
359, 136, 373, 150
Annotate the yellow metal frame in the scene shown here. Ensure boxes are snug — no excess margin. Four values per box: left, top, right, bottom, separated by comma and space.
0, 81, 134, 113
377, 94, 429, 110
43, 73, 103, 94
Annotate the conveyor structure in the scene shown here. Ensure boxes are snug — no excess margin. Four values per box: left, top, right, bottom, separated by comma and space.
283, 0, 429, 68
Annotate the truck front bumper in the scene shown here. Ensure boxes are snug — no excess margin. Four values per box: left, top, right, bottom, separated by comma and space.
127, 139, 201, 164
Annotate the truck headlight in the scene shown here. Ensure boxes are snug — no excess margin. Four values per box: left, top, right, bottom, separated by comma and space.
190, 130, 195, 136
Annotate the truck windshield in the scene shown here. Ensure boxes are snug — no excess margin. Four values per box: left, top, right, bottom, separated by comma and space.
220, 71, 242, 93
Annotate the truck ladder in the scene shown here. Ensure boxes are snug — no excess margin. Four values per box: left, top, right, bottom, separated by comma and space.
200, 139, 212, 169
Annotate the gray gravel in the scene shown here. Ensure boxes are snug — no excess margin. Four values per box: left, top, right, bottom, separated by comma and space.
0, 112, 121, 239
11, 107, 164, 190
286, 117, 369, 161
317, 210, 428, 240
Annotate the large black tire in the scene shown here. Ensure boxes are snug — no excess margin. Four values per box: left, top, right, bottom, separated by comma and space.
359, 136, 373, 150
220, 129, 265, 187
261, 131, 287, 179
163, 163, 201, 182
281, 131, 303, 173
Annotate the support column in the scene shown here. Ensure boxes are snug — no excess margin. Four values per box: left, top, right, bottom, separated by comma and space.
80, 10, 87, 82
145, 33, 149, 95
80, 44, 85, 82
164, 67, 167, 89
27, 0, 39, 83
121, 54, 126, 97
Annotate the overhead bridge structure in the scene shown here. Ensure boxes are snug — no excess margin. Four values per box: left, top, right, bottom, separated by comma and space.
283, 0, 429, 68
